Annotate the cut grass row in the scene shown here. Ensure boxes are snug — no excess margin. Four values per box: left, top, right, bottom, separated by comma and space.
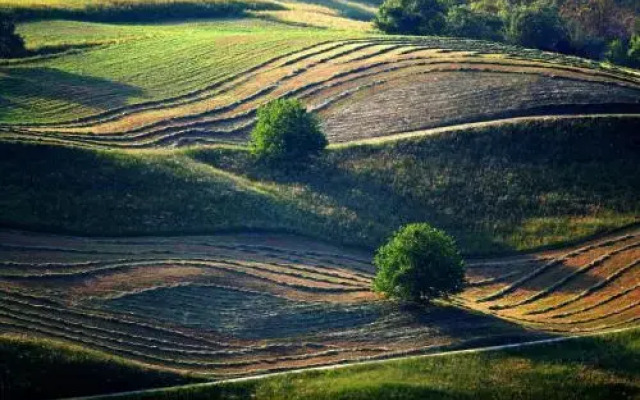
3, 19, 638, 127
9, 38, 640, 140
1, 20, 362, 124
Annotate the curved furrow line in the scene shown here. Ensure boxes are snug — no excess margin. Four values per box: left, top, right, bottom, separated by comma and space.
0, 302, 368, 361
506, 302, 640, 332
0, 288, 240, 348
19, 52, 640, 142
524, 259, 640, 316
548, 285, 640, 320
271, 263, 372, 283
465, 258, 545, 269
0, 257, 371, 284
7, 54, 640, 149
475, 233, 640, 303
2, 40, 355, 129
0, 295, 230, 351
12, 39, 405, 133
0, 239, 373, 271
466, 268, 530, 287
1, 258, 369, 289
188, 344, 448, 378
542, 301, 640, 325
0, 309, 392, 370
0, 289, 348, 354
338, 44, 406, 64
0, 303, 234, 356
488, 241, 640, 310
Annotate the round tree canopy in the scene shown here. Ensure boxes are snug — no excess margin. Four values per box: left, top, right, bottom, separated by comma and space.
373, 223, 465, 302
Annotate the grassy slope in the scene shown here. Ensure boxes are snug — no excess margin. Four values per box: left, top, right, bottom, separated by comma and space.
112, 328, 640, 400
1, 117, 638, 255
0, 334, 199, 400
1, 19, 360, 124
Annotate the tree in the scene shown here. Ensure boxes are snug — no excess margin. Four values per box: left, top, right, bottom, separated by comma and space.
249, 98, 327, 165
445, 5, 505, 41
372, 223, 465, 303
506, 5, 571, 52
0, 13, 25, 59
374, 0, 447, 35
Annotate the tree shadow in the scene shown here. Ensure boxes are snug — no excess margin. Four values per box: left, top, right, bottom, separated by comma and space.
392, 302, 552, 346
0, 67, 146, 112
190, 148, 516, 254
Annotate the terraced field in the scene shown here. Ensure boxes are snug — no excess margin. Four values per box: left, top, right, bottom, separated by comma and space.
0, 227, 637, 378
3, 34, 640, 147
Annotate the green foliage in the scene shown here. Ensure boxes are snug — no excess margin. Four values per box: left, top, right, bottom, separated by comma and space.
249, 98, 327, 165
506, 5, 571, 52
606, 38, 631, 64
605, 34, 640, 67
0, 335, 196, 400
629, 34, 640, 65
445, 5, 504, 40
374, 0, 447, 35
0, 12, 24, 58
372, 223, 465, 302
0, 1, 283, 23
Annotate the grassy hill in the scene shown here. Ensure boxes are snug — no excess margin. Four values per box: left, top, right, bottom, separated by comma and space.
9, 329, 636, 400
114, 328, 640, 400
0, 334, 197, 400
2, 117, 638, 254
0, 2, 639, 398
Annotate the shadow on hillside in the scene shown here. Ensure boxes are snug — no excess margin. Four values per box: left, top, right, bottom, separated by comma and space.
0, 67, 145, 111
500, 328, 640, 384
0, 97, 21, 121
394, 302, 549, 346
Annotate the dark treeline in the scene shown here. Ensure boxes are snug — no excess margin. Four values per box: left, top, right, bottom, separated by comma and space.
375, 0, 640, 67
0, 1, 283, 24
0, 12, 25, 58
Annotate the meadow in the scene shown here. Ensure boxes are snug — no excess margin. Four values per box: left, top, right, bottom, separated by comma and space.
0, 2, 639, 399
114, 328, 640, 400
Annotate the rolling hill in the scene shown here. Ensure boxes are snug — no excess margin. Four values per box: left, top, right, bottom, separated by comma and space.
0, 1, 639, 399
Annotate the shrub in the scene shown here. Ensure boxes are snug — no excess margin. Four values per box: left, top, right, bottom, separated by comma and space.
374, 0, 447, 35
372, 223, 465, 303
0, 13, 25, 58
605, 38, 630, 65
506, 5, 571, 52
605, 35, 640, 67
627, 34, 640, 67
249, 98, 327, 165
445, 5, 504, 41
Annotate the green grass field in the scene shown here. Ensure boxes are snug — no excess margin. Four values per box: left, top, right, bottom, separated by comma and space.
1, 19, 363, 124
2, 117, 638, 255
1, 2, 639, 399
4, 329, 638, 400
0, 334, 199, 400
98, 328, 640, 400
